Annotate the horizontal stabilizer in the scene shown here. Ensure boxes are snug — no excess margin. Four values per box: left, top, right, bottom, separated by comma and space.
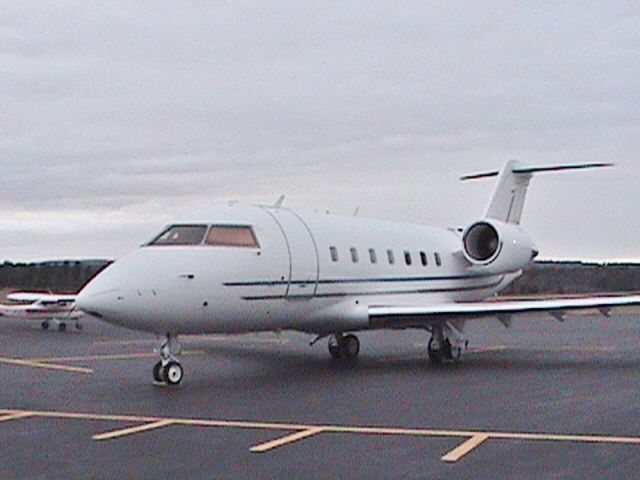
461, 162, 614, 181
461, 160, 614, 224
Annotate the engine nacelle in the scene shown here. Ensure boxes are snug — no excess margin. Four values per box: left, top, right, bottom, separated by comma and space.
462, 219, 538, 274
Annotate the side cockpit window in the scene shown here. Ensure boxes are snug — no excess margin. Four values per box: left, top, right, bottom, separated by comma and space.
206, 225, 260, 248
150, 225, 207, 246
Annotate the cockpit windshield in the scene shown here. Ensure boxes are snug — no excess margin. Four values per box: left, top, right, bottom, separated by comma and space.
205, 226, 260, 248
150, 225, 207, 246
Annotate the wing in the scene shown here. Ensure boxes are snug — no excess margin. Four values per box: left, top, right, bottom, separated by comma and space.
369, 295, 640, 327
7, 292, 77, 305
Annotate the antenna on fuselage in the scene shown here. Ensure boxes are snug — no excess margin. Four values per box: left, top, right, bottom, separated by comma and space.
353, 206, 360, 217
273, 195, 285, 208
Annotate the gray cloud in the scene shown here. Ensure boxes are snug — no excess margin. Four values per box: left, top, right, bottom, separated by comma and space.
1, 1, 639, 261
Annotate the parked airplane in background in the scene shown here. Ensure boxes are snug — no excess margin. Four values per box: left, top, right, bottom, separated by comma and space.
0, 292, 83, 331
77, 160, 640, 386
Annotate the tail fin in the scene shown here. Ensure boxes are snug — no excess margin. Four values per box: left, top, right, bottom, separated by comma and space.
461, 160, 614, 224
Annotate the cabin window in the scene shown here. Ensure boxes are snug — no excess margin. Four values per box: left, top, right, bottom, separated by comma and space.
205, 225, 260, 248
387, 249, 395, 265
151, 225, 207, 246
420, 251, 428, 266
369, 248, 377, 264
330, 246, 339, 262
435, 252, 442, 266
404, 251, 412, 266
350, 247, 359, 263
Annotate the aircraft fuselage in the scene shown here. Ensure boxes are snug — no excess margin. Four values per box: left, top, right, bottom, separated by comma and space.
77, 204, 521, 336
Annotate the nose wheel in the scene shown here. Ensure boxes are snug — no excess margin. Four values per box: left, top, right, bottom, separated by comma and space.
154, 334, 184, 386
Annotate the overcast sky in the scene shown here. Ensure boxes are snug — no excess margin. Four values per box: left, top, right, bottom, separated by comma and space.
1, 1, 639, 262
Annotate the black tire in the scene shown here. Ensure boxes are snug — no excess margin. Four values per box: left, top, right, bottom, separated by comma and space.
427, 337, 444, 365
328, 336, 343, 359
163, 361, 183, 386
75, 322, 83, 331
41, 321, 50, 330
343, 334, 360, 359
58, 322, 67, 332
153, 361, 164, 382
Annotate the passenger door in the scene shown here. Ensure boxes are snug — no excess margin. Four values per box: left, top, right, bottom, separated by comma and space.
262, 208, 319, 297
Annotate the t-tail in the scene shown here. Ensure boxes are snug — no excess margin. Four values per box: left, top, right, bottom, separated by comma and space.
461, 160, 614, 225
458, 160, 614, 275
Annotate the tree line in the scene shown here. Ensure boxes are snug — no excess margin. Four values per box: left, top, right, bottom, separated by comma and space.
0, 260, 111, 294
1, 259, 639, 296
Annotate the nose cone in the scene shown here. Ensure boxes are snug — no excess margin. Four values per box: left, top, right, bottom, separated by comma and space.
76, 247, 208, 334
76, 271, 121, 320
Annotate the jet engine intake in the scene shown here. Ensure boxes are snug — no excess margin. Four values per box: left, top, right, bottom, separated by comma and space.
462, 219, 538, 274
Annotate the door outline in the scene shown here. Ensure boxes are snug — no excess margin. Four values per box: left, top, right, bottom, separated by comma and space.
260, 207, 319, 297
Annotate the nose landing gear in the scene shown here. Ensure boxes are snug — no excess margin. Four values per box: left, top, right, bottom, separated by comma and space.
153, 334, 184, 386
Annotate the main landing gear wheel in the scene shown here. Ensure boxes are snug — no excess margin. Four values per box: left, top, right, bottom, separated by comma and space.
41, 321, 50, 330
58, 322, 67, 332
328, 334, 360, 360
428, 337, 462, 365
153, 361, 164, 383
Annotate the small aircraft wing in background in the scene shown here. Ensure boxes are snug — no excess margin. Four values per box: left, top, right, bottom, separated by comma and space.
6, 292, 77, 305
2, 292, 82, 331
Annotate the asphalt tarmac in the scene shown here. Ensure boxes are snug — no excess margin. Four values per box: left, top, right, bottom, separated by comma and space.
1, 314, 640, 479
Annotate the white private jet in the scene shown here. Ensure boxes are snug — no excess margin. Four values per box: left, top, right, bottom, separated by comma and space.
76, 160, 640, 386
0, 292, 83, 331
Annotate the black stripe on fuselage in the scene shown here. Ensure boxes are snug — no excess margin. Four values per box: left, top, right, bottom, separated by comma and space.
237, 277, 505, 301
224, 272, 500, 288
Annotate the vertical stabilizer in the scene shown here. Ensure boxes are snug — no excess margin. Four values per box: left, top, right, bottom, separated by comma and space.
461, 160, 613, 225
483, 160, 531, 224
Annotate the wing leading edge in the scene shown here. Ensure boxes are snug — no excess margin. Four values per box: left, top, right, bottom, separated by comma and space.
369, 295, 640, 326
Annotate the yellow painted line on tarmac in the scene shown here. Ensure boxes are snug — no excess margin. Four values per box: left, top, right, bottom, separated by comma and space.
412, 345, 509, 354
92, 336, 286, 347
2, 407, 640, 462
441, 434, 490, 462
467, 346, 508, 354
0, 412, 35, 422
206, 336, 288, 345
0, 356, 93, 374
92, 339, 157, 347
28, 350, 204, 363
250, 427, 325, 453
93, 420, 175, 441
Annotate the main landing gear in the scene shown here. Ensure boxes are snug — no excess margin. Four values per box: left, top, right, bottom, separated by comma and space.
153, 334, 184, 386
427, 325, 464, 365
328, 333, 360, 360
